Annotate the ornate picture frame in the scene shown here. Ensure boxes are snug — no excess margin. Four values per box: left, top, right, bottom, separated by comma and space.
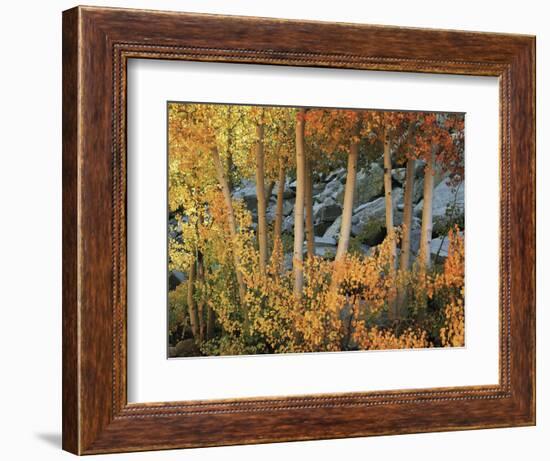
62, 5, 535, 454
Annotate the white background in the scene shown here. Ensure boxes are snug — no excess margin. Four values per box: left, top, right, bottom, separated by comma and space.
0, 0, 546, 460
128, 60, 499, 402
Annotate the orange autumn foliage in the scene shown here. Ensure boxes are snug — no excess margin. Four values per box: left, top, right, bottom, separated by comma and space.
436, 226, 465, 347
353, 325, 431, 350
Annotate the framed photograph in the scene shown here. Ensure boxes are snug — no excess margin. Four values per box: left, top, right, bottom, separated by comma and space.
62, 5, 535, 455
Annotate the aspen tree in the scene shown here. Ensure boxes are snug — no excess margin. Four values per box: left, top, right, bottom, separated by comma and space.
335, 121, 360, 260
304, 153, 315, 258
293, 108, 306, 297
254, 119, 268, 272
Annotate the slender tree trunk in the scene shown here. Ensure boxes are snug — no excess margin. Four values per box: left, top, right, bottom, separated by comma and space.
331, 122, 361, 328
197, 251, 206, 342
335, 123, 360, 260
304, 154, 315, 258
399, 158, 416, 271
211, 147, 248, 324
419, 147, 436, 270
274, 162, 286, 245
293, 109, 306, 298
265, 179, 275, 262
255, 122, 268, 273
383, 126, 399, 320
396, 158, 416, 315
226, 109, 234, 192
186, 255, 199, 340
226, 150, 234, 193
273, 162, 286, 273
383, 127, 396, 267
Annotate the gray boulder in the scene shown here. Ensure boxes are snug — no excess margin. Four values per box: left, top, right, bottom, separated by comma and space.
168, 217, 185, 241
233, 180, 258, 212
282, 214, 294, 233
266, 198, 293, 221
168, 271, 186, 291
414, 180, 464, 236
282, 199, 294, 216
312, 182, 325, 195
266, 203, 276, 222
323, 216, 342, 241
314, 221, 333, 236
409, 217, 422, 254
283, 252, 293, 271
395, 177, 424, 210
415, 160, 427, 178
312, 236, 337, 258
316, 246, 337, 258
314, 200, 342, 223
318, 177, 344, 203
336, 163, 384, 208
413, 176, 424, 204
315, 235, 337, 247
312, 200, 325, 219
351, 188, 403, 245
324, 167, 346, 184
282, 180, 295, 199
391, 168, 407, 185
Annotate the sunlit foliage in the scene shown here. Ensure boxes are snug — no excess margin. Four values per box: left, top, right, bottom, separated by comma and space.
167, 102, 465, 356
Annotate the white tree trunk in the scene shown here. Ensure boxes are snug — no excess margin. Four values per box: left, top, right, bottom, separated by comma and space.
186, 255, 199, 340
396, 158, 416, 315
197, 251, 206, 342
399, 158, 416, 271
383, 127, 399, 319
254, 123, 268, 273
419, 148, 436, 270
304, 154, 315, 258
293, 109, 306, 298
335, 123, 360, 261
383, 127, 396, 269
272, 163, 286, 273
274, 162, 285, 245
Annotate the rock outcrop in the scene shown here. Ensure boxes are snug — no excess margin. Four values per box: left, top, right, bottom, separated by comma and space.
230, 162, 464, 262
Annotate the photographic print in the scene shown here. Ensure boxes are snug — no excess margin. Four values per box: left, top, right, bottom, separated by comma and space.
167, 103, 465, 358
